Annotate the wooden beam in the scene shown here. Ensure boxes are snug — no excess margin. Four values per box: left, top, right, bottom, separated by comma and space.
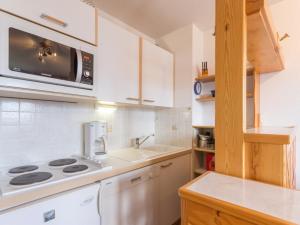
215, 0, 247, 177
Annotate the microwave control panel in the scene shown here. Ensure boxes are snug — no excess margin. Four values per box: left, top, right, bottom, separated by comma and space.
81, 52, 94, 85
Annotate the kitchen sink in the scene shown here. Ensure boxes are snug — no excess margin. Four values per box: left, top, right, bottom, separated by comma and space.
108, 148, 159, 162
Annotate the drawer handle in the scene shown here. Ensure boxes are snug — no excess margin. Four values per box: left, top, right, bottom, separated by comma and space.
40, 14, 68, 27
160, 162, 173, 169
131, 176, 142, 183
126, 97, 140, 101
143, 99, 155, 103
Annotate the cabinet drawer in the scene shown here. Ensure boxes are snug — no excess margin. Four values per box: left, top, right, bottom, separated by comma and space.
0, 0, 96, 44
183, 200, 257, 225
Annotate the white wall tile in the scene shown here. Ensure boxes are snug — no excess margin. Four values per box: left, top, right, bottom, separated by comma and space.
0, 98, 156, 167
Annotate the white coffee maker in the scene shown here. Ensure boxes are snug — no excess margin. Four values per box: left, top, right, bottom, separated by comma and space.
84, 121, 108, 160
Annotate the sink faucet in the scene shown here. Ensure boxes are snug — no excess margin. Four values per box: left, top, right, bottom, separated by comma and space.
135, 134, 155, 149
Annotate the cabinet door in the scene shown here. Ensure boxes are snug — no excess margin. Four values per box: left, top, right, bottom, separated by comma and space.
96, 17, 140, 104
217, 212, 256, 225
159, 154, 191, 225
142, 39, 174, 107
182, 200, 256, 225
101, 166, 159, 225
0, 0, 96, 44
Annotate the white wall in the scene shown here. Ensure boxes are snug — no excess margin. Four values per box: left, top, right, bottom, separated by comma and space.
260, 0, 300, 187
192, 28, 215, 126
0, 98, 155, 168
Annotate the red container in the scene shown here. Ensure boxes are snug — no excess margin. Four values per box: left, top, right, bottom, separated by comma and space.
206, 153, 215, 171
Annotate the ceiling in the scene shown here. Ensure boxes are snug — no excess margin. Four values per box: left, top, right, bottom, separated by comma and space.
95, 0, 285, 39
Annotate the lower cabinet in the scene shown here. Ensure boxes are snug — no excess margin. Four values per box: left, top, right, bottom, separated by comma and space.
158, 154, 191, 225
100, 154, 191, 225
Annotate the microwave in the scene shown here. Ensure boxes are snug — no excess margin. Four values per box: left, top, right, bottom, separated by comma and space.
0, 11, 95, 93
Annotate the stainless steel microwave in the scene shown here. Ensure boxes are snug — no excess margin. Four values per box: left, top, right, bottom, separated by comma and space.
0, 11, 96, 96
6, 27, 94, 90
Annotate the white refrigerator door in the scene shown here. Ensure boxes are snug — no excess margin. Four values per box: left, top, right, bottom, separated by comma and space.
0, 183, 101, 225
100, 167, 159, 225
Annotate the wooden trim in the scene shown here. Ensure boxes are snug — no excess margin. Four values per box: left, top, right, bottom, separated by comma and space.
95, 8, 99, 46
0, 9, 96, 46
215, 0, 247, 177
138, 37, 143, 105
244, 133, 292, 144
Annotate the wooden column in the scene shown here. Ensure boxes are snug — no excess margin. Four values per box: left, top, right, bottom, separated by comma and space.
215, 0, 247, 177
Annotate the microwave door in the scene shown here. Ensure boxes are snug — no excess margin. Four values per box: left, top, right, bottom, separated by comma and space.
9, 28, 77, 82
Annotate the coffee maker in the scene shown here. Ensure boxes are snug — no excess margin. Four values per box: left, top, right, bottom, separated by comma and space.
84, 121, 108, 160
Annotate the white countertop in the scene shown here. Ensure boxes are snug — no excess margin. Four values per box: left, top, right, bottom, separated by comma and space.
0, 145, 191, 212
187, 172, 300, 224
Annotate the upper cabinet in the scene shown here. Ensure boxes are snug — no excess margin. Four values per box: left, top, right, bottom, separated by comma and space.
95, 17, 174, 108
142, 40, 174, 107
0, 0, 96, 45
96, 17, 140, 105
247, 0, 284, 74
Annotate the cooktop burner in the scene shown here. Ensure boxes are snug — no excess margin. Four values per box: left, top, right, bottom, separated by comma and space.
10, 172, 53, 186
48, 158, 77, 167
63, 165, 88, 173
9, 165, 39, 174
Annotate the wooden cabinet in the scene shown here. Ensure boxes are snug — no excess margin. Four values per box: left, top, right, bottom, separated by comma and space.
142, 39, 174, 107
182, 201, 255, 225
180, 172, 297, 225
158, 154, 191, 225
96, 17, 140, 104
246, 0, 284, 73
0, 0, 96, 44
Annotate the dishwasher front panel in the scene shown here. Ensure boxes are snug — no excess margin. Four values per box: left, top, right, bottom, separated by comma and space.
99, 166, 159, 225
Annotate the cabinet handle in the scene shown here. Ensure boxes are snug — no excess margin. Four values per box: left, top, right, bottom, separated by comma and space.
40, 14, 68, 27
131, 176, 142, 183
126, 97, 140, 101
143, 99, 155, 103
160, 162, 173, 169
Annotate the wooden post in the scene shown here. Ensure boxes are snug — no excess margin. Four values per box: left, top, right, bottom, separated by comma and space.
215, 0, 247, 177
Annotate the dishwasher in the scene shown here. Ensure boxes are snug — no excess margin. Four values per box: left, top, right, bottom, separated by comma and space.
99, 165, 159, 225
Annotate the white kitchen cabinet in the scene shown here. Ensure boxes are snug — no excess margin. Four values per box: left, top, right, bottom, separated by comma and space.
158, 154, 191, 225
96, 17, 140, 105
100, 165, 159, 225
142, 39, 174, 107
0, 0, 96, 44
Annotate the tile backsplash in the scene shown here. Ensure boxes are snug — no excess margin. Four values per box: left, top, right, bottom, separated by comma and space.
155, 108, 192, 147
0, 98, 155, 167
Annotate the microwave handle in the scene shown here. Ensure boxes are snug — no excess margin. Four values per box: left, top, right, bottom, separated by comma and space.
75, 49, 83, 83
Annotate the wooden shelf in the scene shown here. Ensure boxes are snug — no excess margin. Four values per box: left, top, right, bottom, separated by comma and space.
196, 96, 215, 102
194, 168, 207, 175
195, 69, 254, 83
197, 93, 253, 102
193, 125, 215, 129
194, 147, 215, 154
247, 0, 284, 73
195, 75, 215, 83
247, 92, 254, 98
